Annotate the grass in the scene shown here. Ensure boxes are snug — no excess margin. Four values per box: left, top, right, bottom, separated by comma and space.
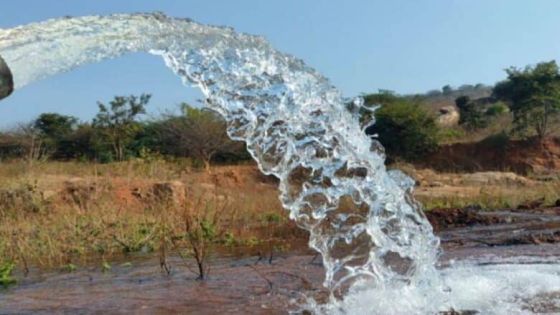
1, 159, 559, 284
417, 180, 560, 211
392, 161, 560, 210
0, 262, 16, 288
438, 114, 514, 145
0, 159, 304, 280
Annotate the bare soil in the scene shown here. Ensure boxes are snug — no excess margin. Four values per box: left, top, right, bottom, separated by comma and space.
422, 137, 560, 175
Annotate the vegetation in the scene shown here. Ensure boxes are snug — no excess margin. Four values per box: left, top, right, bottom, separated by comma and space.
454, 95, 489, 130
34, 113, 78, 156
418, 181, 560, 211
494, 60, 560, 140
167, 195, 230, 280
2, 59, 559, 166
0, 160, 302, 279
2, 58, 560, 286
362, 91, 440, 162
0, 261, 16, 288
159, 104, 245, 171
93, 94, 150, 162
0, 95, 249, 168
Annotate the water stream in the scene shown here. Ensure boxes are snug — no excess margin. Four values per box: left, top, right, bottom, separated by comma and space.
1, 13, 559, 314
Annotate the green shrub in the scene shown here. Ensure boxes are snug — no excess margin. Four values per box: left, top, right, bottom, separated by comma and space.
485, 102, 509, 116
367, 101, 440, 162
0, 262, 16, 288
455, 96, 489, 130
493, 60, 560, 140
438, 128, 465, 142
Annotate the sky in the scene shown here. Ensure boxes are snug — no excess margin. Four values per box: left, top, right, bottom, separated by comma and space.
1, 0, 560, 128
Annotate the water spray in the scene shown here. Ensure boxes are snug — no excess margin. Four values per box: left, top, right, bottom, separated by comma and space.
1, 14, 559, 314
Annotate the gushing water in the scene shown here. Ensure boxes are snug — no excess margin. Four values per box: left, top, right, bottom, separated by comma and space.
1, 13, 559, 314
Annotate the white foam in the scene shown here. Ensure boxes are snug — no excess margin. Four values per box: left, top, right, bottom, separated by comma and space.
319, 262, 560, 314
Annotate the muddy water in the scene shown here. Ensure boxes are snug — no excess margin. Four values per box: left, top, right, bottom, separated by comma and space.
0, 251, 324, 315
1, 209, 560, 314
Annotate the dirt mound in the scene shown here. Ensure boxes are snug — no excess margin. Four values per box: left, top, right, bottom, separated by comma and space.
192, 165, 278, 189
23, 165, 280, 212
423, 137, 560, 175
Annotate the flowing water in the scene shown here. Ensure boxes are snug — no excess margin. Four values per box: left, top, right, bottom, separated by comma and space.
0, 13, 559, 314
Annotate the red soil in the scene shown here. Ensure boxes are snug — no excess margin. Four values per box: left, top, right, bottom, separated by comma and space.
422, 137, 560, 175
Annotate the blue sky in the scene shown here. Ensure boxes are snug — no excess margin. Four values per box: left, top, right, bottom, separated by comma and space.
1, 0, 560, 128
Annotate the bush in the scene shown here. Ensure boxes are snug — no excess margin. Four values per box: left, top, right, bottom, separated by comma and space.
157, 104, 246, 170
366, 101, 440, 162
0, 96, 253, 165
455, 96, 488, 130
485, 102, 508, 117
438, 128, 466, 143
493, 60, 560, 140
0, 262, 16, 288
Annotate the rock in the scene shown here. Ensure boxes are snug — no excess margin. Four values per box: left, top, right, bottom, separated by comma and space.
152, 181, 185, 204
436, 106, 460, 127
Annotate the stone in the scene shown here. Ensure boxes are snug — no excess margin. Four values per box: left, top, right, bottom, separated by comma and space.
436, 106, 460, 127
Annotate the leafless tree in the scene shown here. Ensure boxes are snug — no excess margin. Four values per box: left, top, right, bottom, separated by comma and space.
170, 194, 229, 280
15, 123, 48, 165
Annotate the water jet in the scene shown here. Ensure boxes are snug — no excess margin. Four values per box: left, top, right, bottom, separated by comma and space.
1, 13, 559, 314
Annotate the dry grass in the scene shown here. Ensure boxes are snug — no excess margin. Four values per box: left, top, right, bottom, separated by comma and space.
391, 162, 560, 210
0, 160, 302, 274
2, 159, 559, 275
439, 115, 514, 145
417, 182, 560, 210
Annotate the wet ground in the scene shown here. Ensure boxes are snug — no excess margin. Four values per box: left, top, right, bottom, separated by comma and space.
1, 207, 560, 314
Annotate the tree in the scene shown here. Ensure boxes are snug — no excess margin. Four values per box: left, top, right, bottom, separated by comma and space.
33, 113, 78, 157
363, 92, 439, 161
93, 94, 150, 161
362, 90, 401, 107
34, 113, 77, 139
58, 123, 101, 160
454, 95, 488, 130
493, 61, 560, 140
160, 103, 239, 171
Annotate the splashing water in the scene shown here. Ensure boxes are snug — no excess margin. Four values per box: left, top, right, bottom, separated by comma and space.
1, 13, 559, 314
